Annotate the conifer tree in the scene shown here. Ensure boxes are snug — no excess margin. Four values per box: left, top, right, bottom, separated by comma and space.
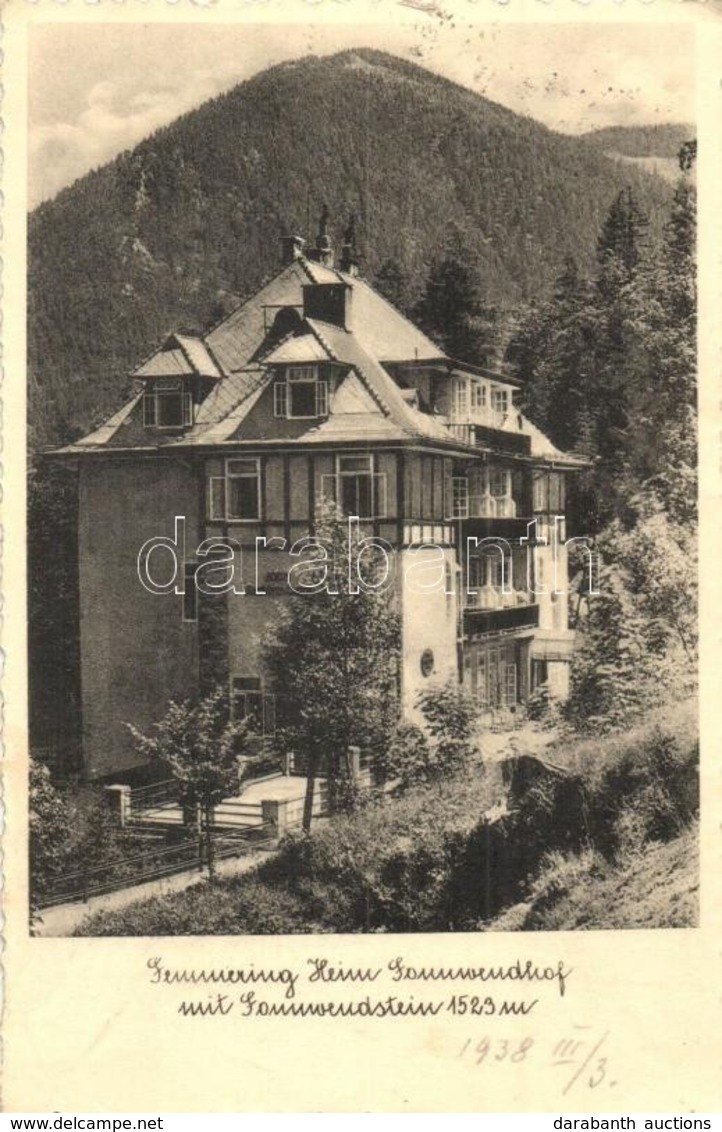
414, 226, 499, 366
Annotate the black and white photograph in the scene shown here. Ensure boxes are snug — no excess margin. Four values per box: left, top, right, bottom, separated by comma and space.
26, 15, 699, 945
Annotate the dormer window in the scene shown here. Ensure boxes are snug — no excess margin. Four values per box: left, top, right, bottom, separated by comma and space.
143, 379, 193, 430
273, 365, 329, 420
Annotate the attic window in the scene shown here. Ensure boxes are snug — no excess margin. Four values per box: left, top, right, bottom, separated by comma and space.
273, 366, 328, 420
143, 379, 193, 430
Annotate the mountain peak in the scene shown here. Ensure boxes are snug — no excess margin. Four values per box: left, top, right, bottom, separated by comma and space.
29, 49, 677, 448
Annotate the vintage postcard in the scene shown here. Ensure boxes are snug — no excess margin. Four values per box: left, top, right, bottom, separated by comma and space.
3, 0, 721, 1113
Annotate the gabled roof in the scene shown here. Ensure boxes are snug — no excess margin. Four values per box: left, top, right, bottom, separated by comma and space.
305, 318, 451, 442
133, 333, 222, 380
203, 256, 443, 375
174, 334, 223, 379
56, 250, 582, 466
133, 348, 193, 379
262, 333, 331, 365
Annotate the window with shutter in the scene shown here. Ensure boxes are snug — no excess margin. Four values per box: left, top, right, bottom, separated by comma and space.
315, 380, 329, 417
262, 694, 276, 737
226, 459, 261, 521
230, 676, 275, 737
273, 368, 329, 419
208, 460, 262, 522
491, 387, 510, 416
451, 477, 469, 519
273, 382, 288, 418
142, 379, 193, 430
453, 379, 468, 418
533, 472, 548, 512
548, 472, 565, 512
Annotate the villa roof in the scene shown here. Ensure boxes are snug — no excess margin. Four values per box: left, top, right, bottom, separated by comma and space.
54, 252, 583, 467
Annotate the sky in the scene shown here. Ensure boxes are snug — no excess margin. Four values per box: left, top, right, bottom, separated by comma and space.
28, 18, 696, 208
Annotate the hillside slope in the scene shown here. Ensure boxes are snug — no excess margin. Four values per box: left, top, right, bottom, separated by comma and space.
582, 122, 693, 158
582, 123, 694, 185
488, 826, 698, 931
29, 49, 679, 449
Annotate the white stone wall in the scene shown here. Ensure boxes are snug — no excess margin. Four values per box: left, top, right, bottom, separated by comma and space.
398, 544, 460, 722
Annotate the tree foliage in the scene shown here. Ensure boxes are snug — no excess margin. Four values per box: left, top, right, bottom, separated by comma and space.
566, 497, 696, 732
416, 678, 480, 776
508, 176, 697, 731
508, 178, 696, 529
414, 226, 501, 365
126, 686, 253, 875
265, 499, 401, 828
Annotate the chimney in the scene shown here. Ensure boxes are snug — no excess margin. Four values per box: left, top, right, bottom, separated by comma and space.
339, 214, 359, 276
302, 283, 352, 330
281, 234, 305, 265
307, 205, 334, 268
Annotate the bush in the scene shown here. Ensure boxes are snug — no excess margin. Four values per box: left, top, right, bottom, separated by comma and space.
77, 878, 309, 937
417, 679, 480, 776
379, 721, 434, 787
30, 756, 196, 916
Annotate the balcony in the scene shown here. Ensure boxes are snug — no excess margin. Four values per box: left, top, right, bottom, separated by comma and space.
445, 421, 531, 457
449, 479, 535, 541
462, 588, 539, 635
461, 514, 538, 543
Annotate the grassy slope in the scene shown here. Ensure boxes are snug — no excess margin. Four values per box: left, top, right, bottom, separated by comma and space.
75, 704, 699, 936
488, 825, 698, 932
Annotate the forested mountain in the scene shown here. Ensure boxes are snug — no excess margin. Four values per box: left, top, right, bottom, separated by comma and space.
582, 123, 693, 158
581, 124, 695, 185
29, 48, 679, 449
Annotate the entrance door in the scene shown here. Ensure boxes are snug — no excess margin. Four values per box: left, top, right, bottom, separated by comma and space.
481, 643, 518, 709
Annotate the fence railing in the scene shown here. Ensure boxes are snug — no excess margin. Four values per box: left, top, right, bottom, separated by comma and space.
35, 819, 282, 909
36, 836, 205, 908
37, 753, 374, 909
127, 778, 180, 817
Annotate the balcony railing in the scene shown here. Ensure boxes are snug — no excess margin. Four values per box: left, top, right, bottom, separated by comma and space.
445, 421, 532, 456
463, 595, 540, 634
449, 479, 518, 521
463, 585, 534, 612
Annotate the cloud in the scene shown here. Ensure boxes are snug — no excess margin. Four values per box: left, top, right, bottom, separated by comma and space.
28, 24, 695, 208
29, 67, 239, 206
